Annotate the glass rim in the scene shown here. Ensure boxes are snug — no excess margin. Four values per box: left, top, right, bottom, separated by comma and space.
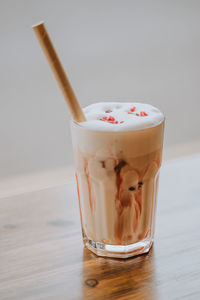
71, 117, 165, 134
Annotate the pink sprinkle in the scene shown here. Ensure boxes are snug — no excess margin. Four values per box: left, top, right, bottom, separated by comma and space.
128, 112, 133, 114
120, 121, 124, 123
105, 109, 112, 113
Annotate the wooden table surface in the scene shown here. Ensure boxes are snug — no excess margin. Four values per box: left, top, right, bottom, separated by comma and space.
1, 155, 200, 300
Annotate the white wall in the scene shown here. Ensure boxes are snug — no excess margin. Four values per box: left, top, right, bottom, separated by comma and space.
1, 0, 200, 180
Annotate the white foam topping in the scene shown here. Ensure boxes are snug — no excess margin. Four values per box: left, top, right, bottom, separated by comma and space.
80, 102, 164, 132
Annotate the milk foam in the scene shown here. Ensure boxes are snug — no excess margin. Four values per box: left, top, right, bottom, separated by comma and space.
80, 102, 164, 132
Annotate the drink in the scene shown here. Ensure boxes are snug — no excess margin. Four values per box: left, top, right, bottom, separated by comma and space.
71, 102, 164, 258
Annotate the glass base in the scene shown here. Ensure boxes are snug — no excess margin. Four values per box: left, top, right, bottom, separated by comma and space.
84, 237, 153, 259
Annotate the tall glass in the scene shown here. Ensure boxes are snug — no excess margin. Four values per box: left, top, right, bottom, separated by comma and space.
71, 118, 164, 258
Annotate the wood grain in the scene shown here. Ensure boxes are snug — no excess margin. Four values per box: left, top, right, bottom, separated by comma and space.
0, 155, 200, 299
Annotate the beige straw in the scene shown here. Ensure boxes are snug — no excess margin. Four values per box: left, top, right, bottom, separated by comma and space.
32, 22, 86, 122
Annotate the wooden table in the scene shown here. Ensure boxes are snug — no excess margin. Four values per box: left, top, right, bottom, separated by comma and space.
1, 155, 200, 300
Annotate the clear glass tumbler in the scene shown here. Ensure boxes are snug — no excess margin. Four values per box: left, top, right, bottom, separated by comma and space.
71, 119, 164, 258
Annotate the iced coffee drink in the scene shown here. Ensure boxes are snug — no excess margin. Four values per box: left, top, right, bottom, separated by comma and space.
71, 102, 164, 258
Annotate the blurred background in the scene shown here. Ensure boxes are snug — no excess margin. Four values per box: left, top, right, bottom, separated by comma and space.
1, 0, 200, 196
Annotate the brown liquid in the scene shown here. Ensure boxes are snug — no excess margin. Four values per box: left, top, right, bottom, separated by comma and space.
71, 121, 164, 246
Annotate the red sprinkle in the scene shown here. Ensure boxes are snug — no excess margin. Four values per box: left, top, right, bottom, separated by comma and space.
108, 116, 115, 121
99, 115, 119, 124
105, 109, 112, 113
136, 113, 139, 116
140, 111, 148, 116
130, 106, 136, 112
99, 116, 108, 121
128, 112, 133, 114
